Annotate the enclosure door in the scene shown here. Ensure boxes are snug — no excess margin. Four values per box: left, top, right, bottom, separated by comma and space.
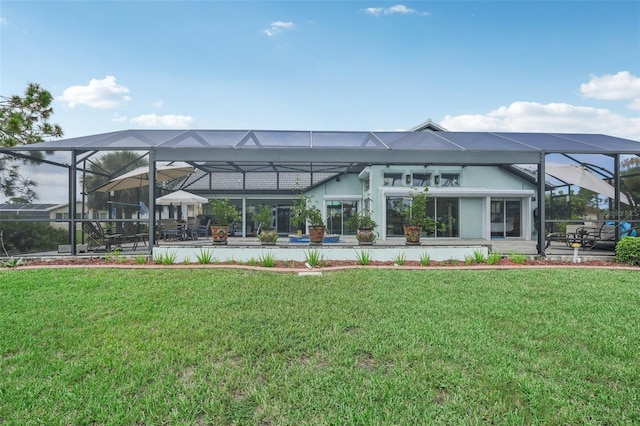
490, 198, 522, 238
276, 206, 292, 234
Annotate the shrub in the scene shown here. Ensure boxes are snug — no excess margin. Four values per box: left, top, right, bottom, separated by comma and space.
509, 252, 527, 264
486, 252, 502, 265
472, 249, 486, 263
305, 249, 323, 267
154, 251, 177, 265
393, 251, 406, 266
615, 236, 640, 266
2, 257, 23, 268
419, 252, 430, 266
259, 252, 277, 267
0, 221, 68, 254
355, 250, 372, 265
196, 249, 214, 264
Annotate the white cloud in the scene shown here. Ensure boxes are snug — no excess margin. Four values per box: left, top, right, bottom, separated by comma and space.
130, 114, 194, 128
363, 4, 429, 16
152, 99, 164, 108
111, 113, 128, 123
0, 17, 8, 25
441, 101, 640, 141
264, 21, 295, 37
580, 71, 640, 110
59, 76, 131, 109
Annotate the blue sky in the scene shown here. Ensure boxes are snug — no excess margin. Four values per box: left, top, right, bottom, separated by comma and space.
1, 0, 639, 141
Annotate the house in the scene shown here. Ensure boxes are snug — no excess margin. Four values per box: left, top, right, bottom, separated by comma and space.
0, 202, 107, 231
2, 121, 638, 255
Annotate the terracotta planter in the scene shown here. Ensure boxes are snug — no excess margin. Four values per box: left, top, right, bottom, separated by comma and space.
308, 225, 325, 245
356, 227, 376, 245
211, 225, 230, 245
403, 225, 422, 245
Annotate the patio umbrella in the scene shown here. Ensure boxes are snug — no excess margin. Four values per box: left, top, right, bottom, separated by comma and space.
93, 164, 194, 193
155, 190, 208, 205
156, 190, 208, 221
545, 162, 630, 204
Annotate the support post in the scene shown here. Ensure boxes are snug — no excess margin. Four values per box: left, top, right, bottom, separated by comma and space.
69, 151, 77, 255
537, 154, 546, 255
148, 151, 156, 249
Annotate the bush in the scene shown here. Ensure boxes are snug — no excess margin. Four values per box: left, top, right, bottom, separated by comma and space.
0, 220, 68, 254
615, 236, 640, 266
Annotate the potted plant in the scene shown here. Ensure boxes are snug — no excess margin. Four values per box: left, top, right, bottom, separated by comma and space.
400, 188, 436, 245
290, 193, 325, 244
209, 198, 241, 244
345, 209, 377, 245
254, 204, 278, 245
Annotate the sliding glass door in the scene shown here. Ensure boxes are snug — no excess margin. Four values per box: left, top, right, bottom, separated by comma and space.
490, 198, 522, 238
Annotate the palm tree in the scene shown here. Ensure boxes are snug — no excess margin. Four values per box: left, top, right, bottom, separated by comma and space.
82, 151, 149, 225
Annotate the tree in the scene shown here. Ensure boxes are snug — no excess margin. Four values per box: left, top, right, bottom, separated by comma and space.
82, 151, 149, 230
0, 83, 63, 202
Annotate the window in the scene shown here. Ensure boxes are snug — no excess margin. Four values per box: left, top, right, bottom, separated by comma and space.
385, 196, 459, 238
412, 173, 431, 187
383, 173, 403, 187
441, 173, 460, 187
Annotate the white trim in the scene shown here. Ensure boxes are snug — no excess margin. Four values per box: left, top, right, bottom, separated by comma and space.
381, 187, 535, 198
323, 194, 362, 201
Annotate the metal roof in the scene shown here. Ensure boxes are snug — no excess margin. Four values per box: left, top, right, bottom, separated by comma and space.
5, 130, 638, 174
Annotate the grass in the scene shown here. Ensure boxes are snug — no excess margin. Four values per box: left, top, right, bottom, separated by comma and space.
1, 268, 639, 424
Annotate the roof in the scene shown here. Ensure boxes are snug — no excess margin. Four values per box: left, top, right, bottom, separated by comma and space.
0, 203, 61, 212
5, 130, 638, 173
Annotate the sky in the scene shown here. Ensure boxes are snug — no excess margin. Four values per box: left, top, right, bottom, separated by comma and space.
1, 1, 640, 203
1, 0, 639, 141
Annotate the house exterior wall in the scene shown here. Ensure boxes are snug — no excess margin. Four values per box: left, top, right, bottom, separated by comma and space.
306, 164, 537, 241
202, 165, 537, 240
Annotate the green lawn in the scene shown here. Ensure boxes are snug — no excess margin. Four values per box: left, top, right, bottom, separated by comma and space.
1, 268, 639, 424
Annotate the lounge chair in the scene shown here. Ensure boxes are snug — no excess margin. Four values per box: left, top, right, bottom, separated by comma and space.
575, 221, 637, 250
83, 221, 124, 251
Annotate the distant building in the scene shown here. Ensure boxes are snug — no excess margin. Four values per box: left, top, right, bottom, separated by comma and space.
0, 202, 107, 230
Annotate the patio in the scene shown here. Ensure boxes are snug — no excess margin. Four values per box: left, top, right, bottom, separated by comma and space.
25, 234, 616, 264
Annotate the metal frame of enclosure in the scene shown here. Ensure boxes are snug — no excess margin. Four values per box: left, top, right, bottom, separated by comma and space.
2, 129, 639, 255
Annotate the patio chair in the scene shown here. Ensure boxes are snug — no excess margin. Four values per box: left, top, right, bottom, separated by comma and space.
197, 218, 211, 238
185, 217, 199, 240
158, 219, 180, 240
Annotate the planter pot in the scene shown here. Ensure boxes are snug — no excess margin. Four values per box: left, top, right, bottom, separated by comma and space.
356, 227, 376, 245
308, 225, 325, 245
403, 225, 422, 245
211, 225, 230, 245
258, 229, 278, 245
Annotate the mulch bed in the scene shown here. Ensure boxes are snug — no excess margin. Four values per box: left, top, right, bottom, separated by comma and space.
6, 257, 634, 271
